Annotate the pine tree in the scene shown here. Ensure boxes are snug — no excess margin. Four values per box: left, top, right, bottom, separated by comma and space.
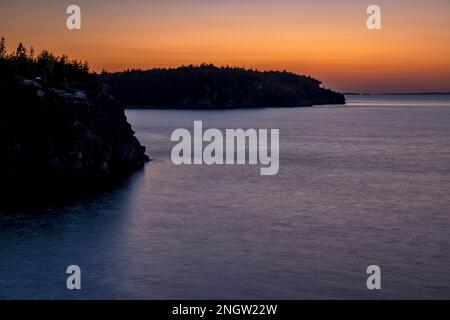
15, 42, 27, 58
0, 37, 6, 58
82, 61, 89, 73
29, 46, 35, 60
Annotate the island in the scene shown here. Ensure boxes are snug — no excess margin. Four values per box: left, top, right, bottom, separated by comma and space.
102, 64, 345, 109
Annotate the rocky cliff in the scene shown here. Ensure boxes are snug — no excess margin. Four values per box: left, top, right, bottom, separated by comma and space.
0, 76, 149, 189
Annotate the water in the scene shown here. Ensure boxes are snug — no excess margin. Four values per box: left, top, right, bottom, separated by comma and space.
1, 95, 450, 299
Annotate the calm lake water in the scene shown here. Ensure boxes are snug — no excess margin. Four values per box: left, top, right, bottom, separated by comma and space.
1, 95, 450, 299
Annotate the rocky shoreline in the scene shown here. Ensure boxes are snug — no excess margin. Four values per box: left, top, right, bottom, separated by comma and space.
0, 76, 149, 189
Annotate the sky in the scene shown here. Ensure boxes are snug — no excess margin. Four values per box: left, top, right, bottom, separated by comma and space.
1, 0, 449, 93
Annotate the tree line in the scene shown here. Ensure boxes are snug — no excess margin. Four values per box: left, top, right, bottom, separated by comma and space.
0, 36, 97, 90
103, 64, 345, 108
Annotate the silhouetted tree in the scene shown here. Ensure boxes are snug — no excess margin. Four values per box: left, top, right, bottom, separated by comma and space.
29, 46, 35, 60
15, 42, 27, 59
0, 37, 6, 58
0, 37, 98, 91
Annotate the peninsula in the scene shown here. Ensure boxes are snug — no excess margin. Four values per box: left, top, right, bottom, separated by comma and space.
103, 64, 345, 109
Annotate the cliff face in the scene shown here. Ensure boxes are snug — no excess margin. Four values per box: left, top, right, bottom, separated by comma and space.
0, 77, 149, 185
104, 64, 345, 108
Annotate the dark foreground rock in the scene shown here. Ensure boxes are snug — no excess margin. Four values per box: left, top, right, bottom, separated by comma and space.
0, 77, 149, 192
104, 64, 345, 108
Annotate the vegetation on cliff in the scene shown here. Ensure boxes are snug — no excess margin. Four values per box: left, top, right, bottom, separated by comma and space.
0, 38, 149, 189
103, 64, 345, 108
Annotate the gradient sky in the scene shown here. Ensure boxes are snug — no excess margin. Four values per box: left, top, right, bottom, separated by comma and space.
1, 0, 449, 93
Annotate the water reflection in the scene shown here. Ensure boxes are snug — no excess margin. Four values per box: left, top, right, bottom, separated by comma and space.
0, 169, 147, 299
1, 95, 450, 299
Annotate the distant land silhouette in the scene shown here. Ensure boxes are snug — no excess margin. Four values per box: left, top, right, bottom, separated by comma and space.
102, 64, 345, 109
344, 92, 450, 95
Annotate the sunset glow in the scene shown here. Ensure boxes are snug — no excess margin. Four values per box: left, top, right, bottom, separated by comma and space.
1, 0, 449, 93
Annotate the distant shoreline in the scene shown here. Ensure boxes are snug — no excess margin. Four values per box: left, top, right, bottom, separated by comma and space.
125, 104, 327, 110
104, 64, 345, 109
344, 92, 450, 95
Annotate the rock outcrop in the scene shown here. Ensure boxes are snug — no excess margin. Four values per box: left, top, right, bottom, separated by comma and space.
0, 76, 149, 188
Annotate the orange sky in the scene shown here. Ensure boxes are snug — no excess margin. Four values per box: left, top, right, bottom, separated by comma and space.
1, 0, 449, 93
